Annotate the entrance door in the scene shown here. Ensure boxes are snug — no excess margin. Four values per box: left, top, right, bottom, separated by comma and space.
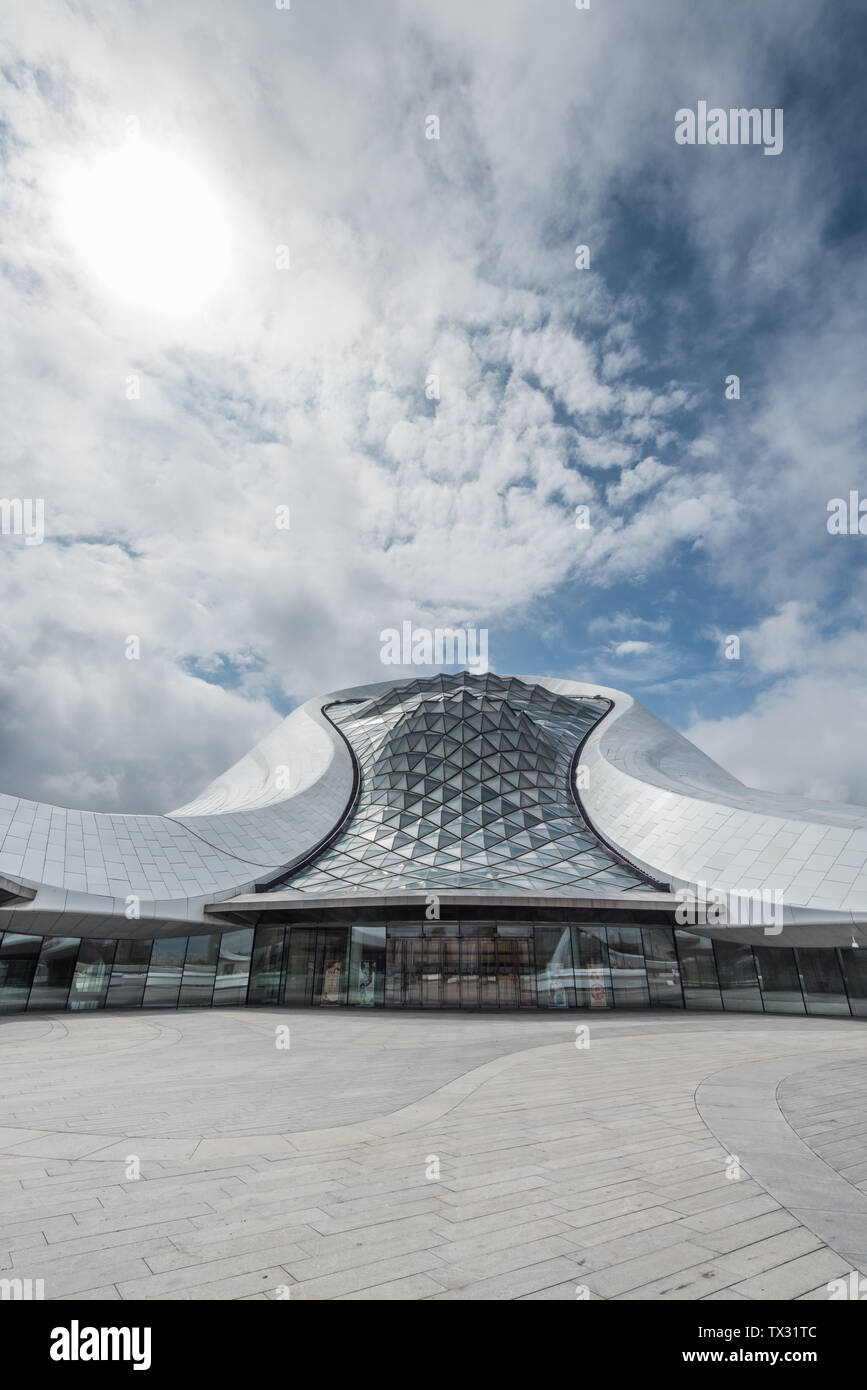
460, 939, 480, 1008
442, 938, 461, 1008
517, 938, 537, 1008
422, 938, 442, 1007
479, 937, 499, 1008
283, 928, 316, 1006
497, 936, 519, 1009
313, 929, 349, 1006
385, 937, 423, 1007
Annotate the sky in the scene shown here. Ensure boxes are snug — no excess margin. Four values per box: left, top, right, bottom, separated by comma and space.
1, 0, 866, 814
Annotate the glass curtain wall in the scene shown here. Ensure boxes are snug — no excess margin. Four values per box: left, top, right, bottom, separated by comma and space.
838, 948, 867, 1018
248, 925, 286, 1006
213, 928, 254, 1007
607, 925, 650, 1008
797, 948, 850, 1016
0, 933, 42, 1012
179, 933, 220, 1008
105, 940, 152, 1009
675, 931, 723, 1010
642, 928, 683, 1008
313, 928, 350, 1006
283, 927, 316, 1005
535, 926, 576, 1009
4, 924, 867, 1017
142, 936, 187, 1009
348, 925, 386, 1007
572, 926, 613, 1008
69, 939, 116, 1010
753, 947, 805, 1014
713, 939, 763, 1013
28, 937, 81, 1011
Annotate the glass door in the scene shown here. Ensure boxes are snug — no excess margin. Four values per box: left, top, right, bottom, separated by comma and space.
460, 938, 480, 1008
385, 935, 423, 1007
479, 937, 499, 1008
404, 938, 423, 1006
313, 928, 349, 1006
517, 938, 537, 1008
442, 938, 461, 1008
283, 927, 316, 1005
422, 938, 443, 1007
496, 936, 519, 1008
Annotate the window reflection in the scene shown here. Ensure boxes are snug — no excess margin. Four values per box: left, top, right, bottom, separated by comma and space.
642, 928, 682, 1008
0, 933, 42, 1012
179, 933, 220, 1008
106, 940, 152, 1010
349, 925, 386, 1007
572, 926, 612, 1008
838, 948, 867, 1018
795, 948, 850, 1017
70, 939, 116, 1010
248, 926, 286, 1006
753, 947, 805, 1014
28, 937, 80, 1011
607, 926, 649, 1008
674, 931, 723, 1010
213, 928, 254, 1007
713, 939, 763, 1013
142, 936, 187, 1009
535, 927, 576, 1009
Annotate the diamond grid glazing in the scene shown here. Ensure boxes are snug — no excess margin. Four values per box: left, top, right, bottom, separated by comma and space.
282, 672, 651, 896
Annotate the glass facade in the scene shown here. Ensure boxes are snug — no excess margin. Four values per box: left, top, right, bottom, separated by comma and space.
276, 674, 654, 898
106, 939, 151, 1010
1, 924, 867, 1019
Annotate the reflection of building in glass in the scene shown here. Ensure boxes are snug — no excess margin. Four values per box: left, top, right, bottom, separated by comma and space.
3, 672, 867, 1016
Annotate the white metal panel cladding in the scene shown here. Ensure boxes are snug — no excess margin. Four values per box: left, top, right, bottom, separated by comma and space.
1, 669, 867, 934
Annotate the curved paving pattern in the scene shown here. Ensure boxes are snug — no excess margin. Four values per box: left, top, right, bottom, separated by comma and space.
696, 1050, 867, 1283
780, 1059, 867, 1191
2, 1010, 867, 1300
0, 1011, 579, 1139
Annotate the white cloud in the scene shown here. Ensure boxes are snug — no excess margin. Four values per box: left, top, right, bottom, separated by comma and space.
607, 456, 672, 505
688, 603, 867, 802
612, 640, 653, 657
687, 673, 867, 806
0, 0, 863, 812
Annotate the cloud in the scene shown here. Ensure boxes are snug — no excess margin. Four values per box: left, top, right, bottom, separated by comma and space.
687, 672, 867, 806
611, 640, 653, 657
0, 0, 865, 811
606, 456, 673, 505
688, 600, 867, 802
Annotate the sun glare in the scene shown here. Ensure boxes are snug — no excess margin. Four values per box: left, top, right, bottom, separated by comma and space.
56, 142, 233, 315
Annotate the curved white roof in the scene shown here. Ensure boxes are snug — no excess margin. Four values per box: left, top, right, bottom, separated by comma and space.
0, 696, 353, 927
1, 672, 866, 932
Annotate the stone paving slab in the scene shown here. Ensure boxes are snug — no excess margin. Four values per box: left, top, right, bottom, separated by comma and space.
696, 1047, 867, 1275
2, 1008, 867, 1300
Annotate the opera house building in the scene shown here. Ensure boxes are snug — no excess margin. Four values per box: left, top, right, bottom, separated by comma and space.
1, 672, 867, 1018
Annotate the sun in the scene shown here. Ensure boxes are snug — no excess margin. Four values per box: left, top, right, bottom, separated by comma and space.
55, 141, 233, 316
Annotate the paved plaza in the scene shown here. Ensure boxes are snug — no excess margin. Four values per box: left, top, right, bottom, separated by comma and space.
2, 1008, 867, 1300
